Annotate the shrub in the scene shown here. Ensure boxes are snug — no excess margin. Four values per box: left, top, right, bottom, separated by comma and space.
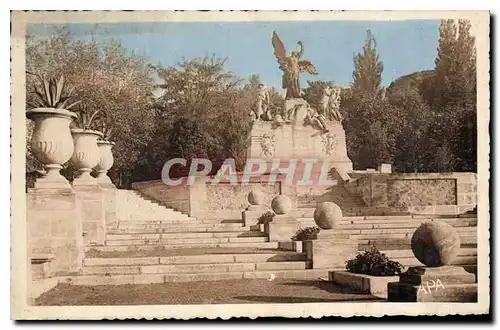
345, 246, 403, 276
257, 211, 275, 224
292, 226, 321, 241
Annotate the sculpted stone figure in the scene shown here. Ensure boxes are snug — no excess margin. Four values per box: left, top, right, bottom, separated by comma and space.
304, 104, 329, 133
319, 84, 343, 122
255, 84, 270, 120
272, 31, 318, 100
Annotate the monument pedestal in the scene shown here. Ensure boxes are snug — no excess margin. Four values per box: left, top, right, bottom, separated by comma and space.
388, 266, 478, 302
73, 183, 106, 246
242, 205, 269, 227
264, 214, 301, 242
27, 187, 84, 276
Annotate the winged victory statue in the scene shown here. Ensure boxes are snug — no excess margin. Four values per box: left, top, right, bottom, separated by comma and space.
272, 31, 318, 100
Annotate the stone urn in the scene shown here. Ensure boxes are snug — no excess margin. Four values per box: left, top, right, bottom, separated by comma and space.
94, 140, 115, 184
26, 108, 77, 188
70, 128, 103, 185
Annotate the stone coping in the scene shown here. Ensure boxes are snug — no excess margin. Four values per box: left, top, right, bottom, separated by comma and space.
329, 271, 399, 298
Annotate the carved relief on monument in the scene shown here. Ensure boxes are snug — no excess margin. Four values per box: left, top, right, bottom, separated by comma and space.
260, 133, 276, 156
321, 132, 338, 156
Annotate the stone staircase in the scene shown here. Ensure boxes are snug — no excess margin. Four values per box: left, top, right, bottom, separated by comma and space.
61, 190, 477, 286
67, 190, 327, 285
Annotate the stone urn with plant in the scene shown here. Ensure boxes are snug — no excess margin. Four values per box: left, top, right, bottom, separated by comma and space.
25, 72, 81, 189
94, 116, 115, 185
70, 105, 103, 185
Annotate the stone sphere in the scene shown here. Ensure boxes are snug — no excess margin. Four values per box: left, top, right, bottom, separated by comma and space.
411, 221, 461, 267
271, 195, 292, 215
248, 189, 265, 206
313, 202, 343, 229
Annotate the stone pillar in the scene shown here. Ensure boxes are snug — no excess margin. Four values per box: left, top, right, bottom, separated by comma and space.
27, 187, 84, 276
303, 202, 357, 269
99, 182, 117, 230
71, 129, 106, 246
242, 189, 269, 227
388, 221, 478, 302
264, 195, 300, 242
73, 184, 106, 246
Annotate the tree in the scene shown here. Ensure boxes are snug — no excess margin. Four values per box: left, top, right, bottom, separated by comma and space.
138, 56, 255, 179
341, 29, 395, 169
351, 30, 384, 97
421, 19, 477, 172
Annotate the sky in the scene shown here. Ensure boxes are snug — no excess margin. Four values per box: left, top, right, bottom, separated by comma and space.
28, 20, 440, 88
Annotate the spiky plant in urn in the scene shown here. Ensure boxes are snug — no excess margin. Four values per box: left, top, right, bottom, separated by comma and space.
94, 115, 115, 185
70, 104, 103, 185
26, 72, 81, 188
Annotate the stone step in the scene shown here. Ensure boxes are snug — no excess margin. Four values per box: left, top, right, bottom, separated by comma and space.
117, 220, 242, 228
393, 256, 477, 267
62, 269, 330, 285
106, 236, 269, 246
342, 217, 477, 224
127, 215, 194, 221
81, 261, 309, 275
199, 219, 245, 224
87, 241, 281, 252
335, 221, 477, 229
84, 252, 307, 267
111, 226, 257, 234
106, 231, 267, 241
359, 238, 477, 250
348, 231, 477, 241
383, 248, 477, 259
297, 219, 477, 229
333, 227, 477, 235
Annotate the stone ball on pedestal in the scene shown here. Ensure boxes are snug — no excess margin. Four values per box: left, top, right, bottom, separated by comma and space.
411, 221, 461, 267
248, 189, 265, 206
313, 202, 343, 229
271, 195, 292, 215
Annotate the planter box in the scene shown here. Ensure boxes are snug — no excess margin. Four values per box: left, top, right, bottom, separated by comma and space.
329, 271, 399, 298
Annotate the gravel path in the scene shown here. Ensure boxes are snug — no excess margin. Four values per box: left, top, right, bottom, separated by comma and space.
35, 279, 382, 305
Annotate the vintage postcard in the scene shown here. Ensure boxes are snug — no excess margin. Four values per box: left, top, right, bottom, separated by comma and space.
11, 11, 490, 319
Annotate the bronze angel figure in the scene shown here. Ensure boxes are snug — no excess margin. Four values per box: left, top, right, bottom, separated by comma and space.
272, 31, 318, 100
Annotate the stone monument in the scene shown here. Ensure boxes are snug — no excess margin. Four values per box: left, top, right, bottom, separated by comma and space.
247, 31, 353, 196
388, 221, 477, 302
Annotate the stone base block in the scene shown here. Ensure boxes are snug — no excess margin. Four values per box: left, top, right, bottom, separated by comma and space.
400, 266, 476, 286
27, 189, 84, 275
329, 271, 399, 298
264, 216, 300, 242
73, 185, 106, 246
303, 238, 358, 269
388, 282, 478, 302
388, 266, 478, 302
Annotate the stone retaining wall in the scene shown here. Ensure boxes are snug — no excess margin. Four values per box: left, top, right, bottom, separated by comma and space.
132, 176, 284, 217
132, 180, 191, 214
350, 172, 477, 213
